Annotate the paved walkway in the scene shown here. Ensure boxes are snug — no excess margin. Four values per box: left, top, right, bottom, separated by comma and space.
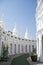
0, 54, 21, 65
33, 62, 43, 65
27, 57, 43, 65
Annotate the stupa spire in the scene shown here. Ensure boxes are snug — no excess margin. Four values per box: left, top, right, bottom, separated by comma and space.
1, 14, 4, 21
24, 27, 30, 39
0, 15, 6, 30
13, 23, 19, 37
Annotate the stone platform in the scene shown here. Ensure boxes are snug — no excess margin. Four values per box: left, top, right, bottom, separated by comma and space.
27, 57, 43, 65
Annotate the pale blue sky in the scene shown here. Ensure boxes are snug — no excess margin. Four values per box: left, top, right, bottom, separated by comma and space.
0, 0, 37, 39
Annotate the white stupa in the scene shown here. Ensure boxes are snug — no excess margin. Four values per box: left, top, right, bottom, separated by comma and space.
13, 24, 19, 37
24, 28, 30, 39
0, 16, 6, 31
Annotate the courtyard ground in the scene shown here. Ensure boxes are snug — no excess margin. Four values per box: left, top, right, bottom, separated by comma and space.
0, 54, 21, 65
0, 54, 43, 65
11, 54, 30, 65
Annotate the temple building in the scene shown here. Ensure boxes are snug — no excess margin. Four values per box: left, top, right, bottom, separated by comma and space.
0, 0, 43, 62
36, 0, 43, 62
0, 18, 36, 56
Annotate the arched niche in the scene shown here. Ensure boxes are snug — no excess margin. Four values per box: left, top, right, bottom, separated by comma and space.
42, 35, 43, 54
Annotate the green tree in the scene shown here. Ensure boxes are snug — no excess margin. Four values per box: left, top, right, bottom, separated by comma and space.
1, 44, 9, 61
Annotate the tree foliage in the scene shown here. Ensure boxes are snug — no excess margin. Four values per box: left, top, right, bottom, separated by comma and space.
1, 44, 9, 61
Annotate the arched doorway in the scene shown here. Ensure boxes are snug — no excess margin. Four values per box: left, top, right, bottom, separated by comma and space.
14, 44, 16, 54
25, 45, 27, 53
42, 36, 43, 54
18, 44, 20, 54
